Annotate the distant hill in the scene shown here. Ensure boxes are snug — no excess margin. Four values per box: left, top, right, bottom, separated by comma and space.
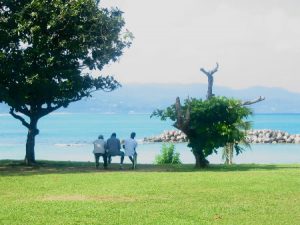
1, 84, 300, 113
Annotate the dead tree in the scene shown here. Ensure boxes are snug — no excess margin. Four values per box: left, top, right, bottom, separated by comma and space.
174, 63, 265, 166
200, 63, 219, 100
174, 63, 266, 132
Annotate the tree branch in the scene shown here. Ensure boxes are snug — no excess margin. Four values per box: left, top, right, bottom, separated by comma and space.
175, 97, 183, 129
9, 108, 30, 129
17, 106, 30, 116
183, 103, 190, 130
39, 104, 63, 118
242, 96, 265, 106
200, 62, 219, 76
174, 97, 190, 134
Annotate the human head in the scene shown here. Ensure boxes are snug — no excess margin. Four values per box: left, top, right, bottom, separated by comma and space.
130, 132, 136, 139
98, 135, 104, 139
111, 133, 116, 138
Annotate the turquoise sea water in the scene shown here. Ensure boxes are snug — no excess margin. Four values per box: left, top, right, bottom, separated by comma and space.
0, 113, 300, 164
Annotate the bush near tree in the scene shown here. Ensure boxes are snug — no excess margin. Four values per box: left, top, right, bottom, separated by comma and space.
155, 143, 181, 165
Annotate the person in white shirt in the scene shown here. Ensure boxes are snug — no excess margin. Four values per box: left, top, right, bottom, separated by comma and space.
93, 135, 107, 169
123, 132, 138, 169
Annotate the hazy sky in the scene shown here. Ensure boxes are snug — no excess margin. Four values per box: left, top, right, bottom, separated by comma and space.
99, 0, 300, 93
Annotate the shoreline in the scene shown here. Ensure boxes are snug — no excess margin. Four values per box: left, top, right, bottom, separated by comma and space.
1, 144, 300, 164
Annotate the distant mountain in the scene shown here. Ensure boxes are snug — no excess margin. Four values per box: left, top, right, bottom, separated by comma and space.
1, 84, 300, 113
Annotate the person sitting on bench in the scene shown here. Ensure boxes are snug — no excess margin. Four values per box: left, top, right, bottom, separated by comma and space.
123, 132, 138, 169
106, 133, 124, 169
92, 135, 107, 169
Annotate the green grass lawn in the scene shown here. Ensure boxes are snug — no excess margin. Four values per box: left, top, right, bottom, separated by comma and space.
0, 160, 299, 225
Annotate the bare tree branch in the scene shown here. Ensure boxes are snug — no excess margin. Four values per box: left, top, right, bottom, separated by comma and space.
174, 97, 190, 134
200, 62, 219, 99
175, 97, 183, 129
200, 62, 219, 76
9, 108, 30, 129
183, 102, 190, 130
242, 96, 265, 106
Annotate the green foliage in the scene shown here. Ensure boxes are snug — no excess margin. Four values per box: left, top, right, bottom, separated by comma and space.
0, 0, 131, 113
187, 97, 252, 156
152, 97, 252, 166
155, 143, 181, 165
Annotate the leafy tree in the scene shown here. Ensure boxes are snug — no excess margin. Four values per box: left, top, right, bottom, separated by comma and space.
152, 97, 252, 168
0, 0, 132, 165
199, 63, 262, 166
152, 63, 262, 167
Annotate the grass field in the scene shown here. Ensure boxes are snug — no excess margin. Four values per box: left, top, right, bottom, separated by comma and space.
0, 160, 299, 225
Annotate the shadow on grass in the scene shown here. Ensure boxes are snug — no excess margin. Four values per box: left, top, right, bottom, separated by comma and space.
0, 160, 299, 176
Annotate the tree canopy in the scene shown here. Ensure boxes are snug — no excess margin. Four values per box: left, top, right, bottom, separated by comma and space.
0, 0, 132, 164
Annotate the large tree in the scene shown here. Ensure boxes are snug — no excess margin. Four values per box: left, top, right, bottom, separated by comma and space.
152, 97, 252, 167
200, 63, 264, 165
152, 63, 265, 168
0, 0, 132, 165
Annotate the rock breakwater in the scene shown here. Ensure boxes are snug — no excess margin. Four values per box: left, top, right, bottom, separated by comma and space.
144, 130, 187, 143
143, 129, 300, 144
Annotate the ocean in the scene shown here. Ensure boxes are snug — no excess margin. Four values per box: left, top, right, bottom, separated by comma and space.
0, 113, 300, 164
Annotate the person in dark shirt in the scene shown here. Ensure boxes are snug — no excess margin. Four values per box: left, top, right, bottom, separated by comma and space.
106, 133, 124, 169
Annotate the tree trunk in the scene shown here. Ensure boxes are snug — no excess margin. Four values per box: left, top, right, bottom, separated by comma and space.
207, 75, 213, 100
25, 118, 39, 165
223, 143, 234, 165
193, 150, 209, 168
229, 143, 233, 165
200, 63, 218, 100
224, 147, 230, 165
